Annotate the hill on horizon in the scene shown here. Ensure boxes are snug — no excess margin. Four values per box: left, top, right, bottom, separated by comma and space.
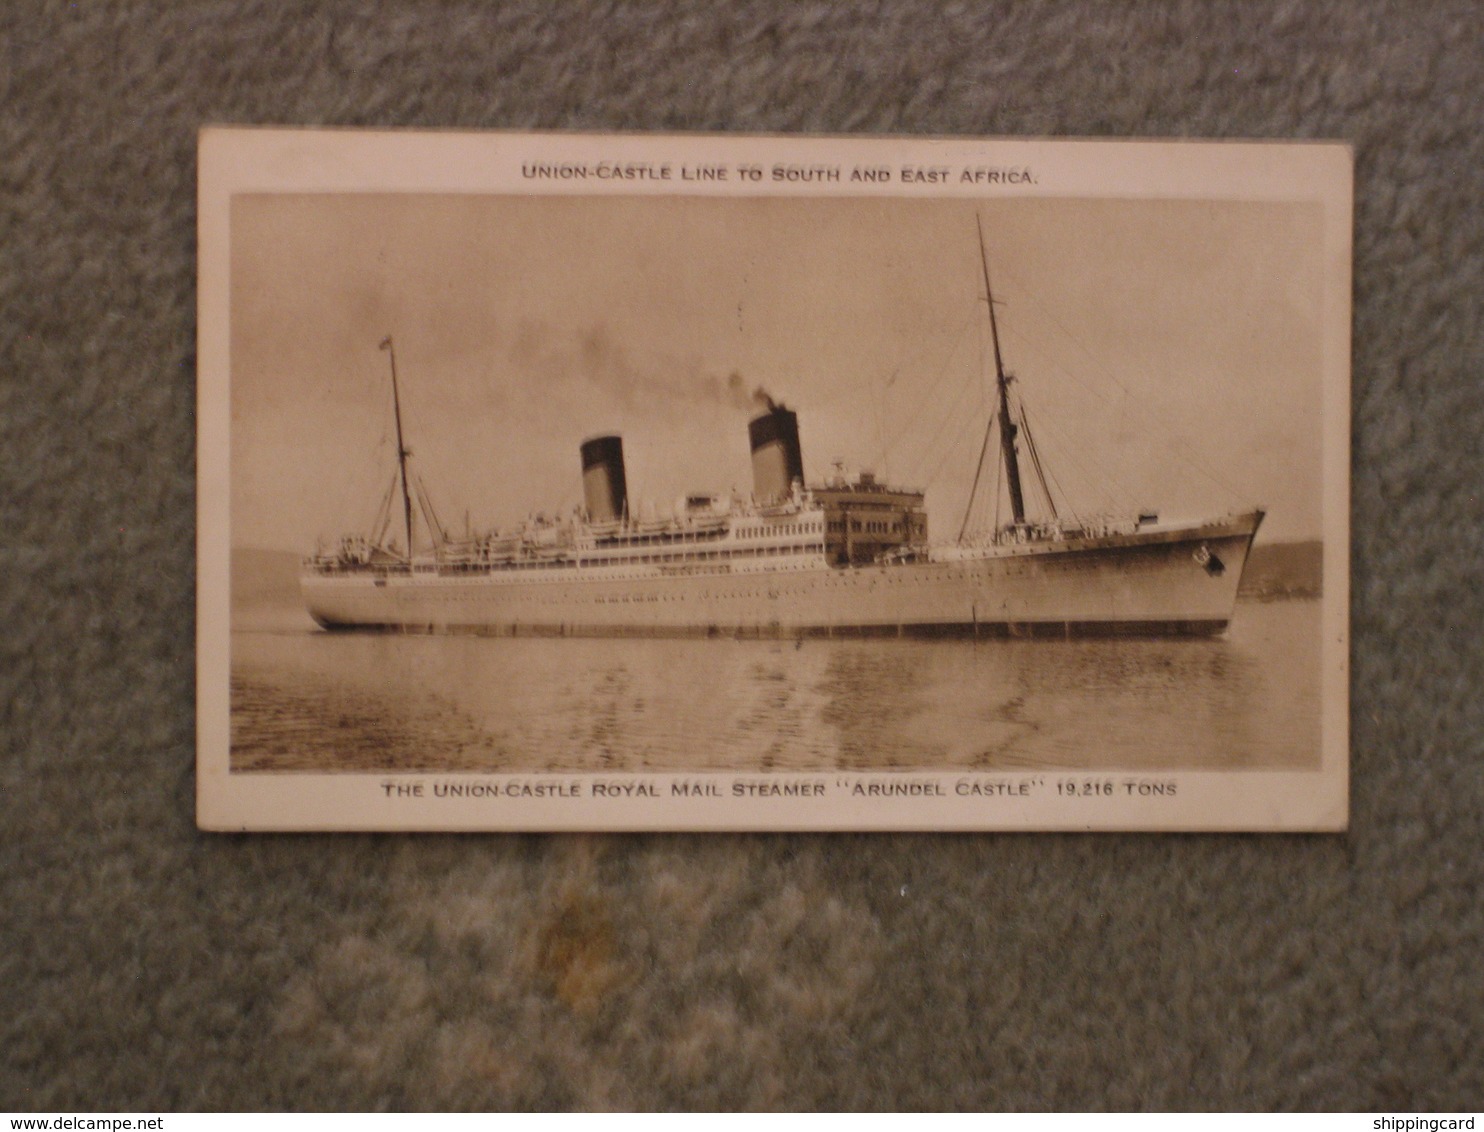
231, 547, 316, 631
1239, 539, 1323, 599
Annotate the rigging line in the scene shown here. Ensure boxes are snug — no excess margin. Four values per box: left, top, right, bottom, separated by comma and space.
363, 476, 386, 547
1012, 387, 1140, 514
991, 420, 1003, 535
905, 363, 983, 488
1018, 404, 1060, 523
1042, 456, 1082, 530
958, 409, 999, 543
959, 410, 1000, 540
414, 474, 439, 540
925, 410, 992, 541
876, 366, 898, 480
1038, 350, 1243, 501
1022, 417, 1125, 518
918, 381, 988, 492
1021, 403, 1084, 529
882, 313, 979, 461
339, 363, 395, 545
993, 262, 1243, 498
412, 473, 447, 547
369, 474, 399, 546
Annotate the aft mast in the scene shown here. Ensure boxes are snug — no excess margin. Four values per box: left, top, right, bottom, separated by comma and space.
380, 335, 415, 564
976, 215, 1028, 528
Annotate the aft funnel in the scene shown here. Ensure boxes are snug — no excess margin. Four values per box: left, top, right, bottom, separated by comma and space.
580, 435, 628, 522
748, 407, 804, 504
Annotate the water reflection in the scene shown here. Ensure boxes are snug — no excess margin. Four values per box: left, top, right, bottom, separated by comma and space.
231, 600, 1318, 774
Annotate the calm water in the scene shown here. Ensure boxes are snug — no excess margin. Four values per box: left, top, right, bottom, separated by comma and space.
230, 598, 1321, 773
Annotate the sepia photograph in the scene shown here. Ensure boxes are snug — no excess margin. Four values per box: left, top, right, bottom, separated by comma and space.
198, 129, 1350, 830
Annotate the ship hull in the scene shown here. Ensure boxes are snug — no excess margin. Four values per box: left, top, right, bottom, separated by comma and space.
302, 513, 1262, 639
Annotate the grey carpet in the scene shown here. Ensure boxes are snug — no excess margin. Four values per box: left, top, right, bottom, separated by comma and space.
4, 0, 1482, 1112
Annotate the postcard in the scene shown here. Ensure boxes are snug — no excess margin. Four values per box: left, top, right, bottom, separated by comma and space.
197, 128, 1351, 831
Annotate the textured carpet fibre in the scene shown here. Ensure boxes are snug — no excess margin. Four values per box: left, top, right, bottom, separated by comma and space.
4, 0, 1482, 1112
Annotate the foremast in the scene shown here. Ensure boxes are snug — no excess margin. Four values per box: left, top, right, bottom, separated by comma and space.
380, 335, 416, 564
979, 215, 1027, 528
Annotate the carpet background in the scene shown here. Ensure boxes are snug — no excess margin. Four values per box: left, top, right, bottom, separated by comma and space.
4, 0, 1482, 1111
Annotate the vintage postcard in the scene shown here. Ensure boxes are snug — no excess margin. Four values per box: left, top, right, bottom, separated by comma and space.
197, 128, 1351, 831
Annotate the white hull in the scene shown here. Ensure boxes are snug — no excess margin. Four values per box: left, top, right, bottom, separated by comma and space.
302, 512, 1263, 639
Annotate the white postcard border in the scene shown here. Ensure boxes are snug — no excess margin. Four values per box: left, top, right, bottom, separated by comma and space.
197, 127, 1351, 832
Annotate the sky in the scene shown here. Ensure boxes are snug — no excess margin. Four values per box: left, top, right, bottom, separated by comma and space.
230, 192, 1326, 551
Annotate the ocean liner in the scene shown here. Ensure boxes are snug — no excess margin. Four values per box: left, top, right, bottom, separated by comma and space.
302, 223, 1264, 638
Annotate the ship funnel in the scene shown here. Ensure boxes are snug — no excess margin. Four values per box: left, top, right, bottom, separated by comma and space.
580, 434, 628, 522
748, 406, 805, 504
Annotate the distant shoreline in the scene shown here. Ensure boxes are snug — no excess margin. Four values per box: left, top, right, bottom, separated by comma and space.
1237, 539, 1323, 600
